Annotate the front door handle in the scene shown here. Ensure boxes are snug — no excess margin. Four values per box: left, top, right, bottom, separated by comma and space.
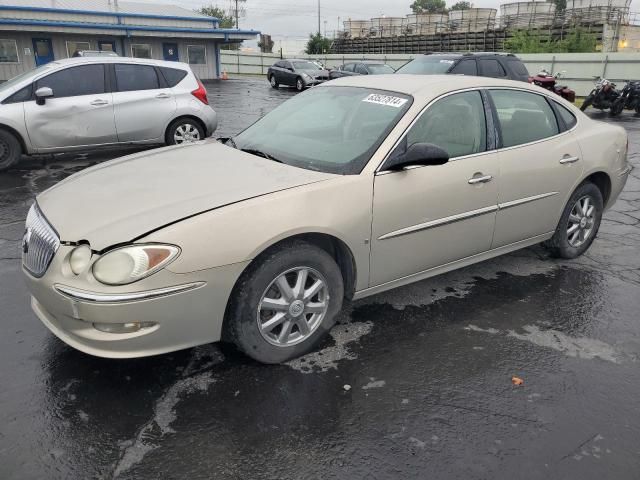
468, 174, 493, 185
156, 93, 171, 99
560, 155, 580, 164
90, 99, 109, 106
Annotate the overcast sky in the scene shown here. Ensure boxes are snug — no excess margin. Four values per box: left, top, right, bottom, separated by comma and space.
142, 0, 638, 43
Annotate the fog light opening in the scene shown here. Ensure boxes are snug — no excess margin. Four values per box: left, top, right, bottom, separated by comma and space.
93, 322, 156, 334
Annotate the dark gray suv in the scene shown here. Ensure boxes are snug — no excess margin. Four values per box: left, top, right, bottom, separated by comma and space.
267, 59, 330, 91
396, 53, 530, 82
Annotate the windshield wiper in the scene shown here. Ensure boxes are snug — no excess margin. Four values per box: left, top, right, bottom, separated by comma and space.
241, 148, 284, 164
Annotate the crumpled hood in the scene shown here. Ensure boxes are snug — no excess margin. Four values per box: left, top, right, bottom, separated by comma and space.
37, 141, 336, 250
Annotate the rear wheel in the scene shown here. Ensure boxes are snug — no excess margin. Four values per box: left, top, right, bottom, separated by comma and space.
269, 75, 279, 89
610, 98, 624, 116
166, 118, 204, 145
543, 182, 603, 259
0, 129, 21, 171
295, 77, 304, 92
225, 240, 344, 364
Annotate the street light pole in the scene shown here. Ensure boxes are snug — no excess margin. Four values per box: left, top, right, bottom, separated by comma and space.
317, 0, 321, 35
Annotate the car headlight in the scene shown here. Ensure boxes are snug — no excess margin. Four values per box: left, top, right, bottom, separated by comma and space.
69, 245, 92, 275
92, 244, 180, 286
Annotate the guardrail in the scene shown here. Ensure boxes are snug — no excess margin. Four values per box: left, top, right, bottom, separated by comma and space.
220, 51, 640, 96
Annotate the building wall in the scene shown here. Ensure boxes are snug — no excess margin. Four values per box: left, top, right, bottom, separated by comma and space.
0, 30, 221, 80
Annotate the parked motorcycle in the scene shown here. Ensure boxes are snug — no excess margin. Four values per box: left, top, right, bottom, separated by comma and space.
580, 77, 620, 113
610, 80, 640, 116
529, 69, 576, 103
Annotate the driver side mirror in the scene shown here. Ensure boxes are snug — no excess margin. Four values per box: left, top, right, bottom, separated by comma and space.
384, 143, 449, 171
35, 87, 53, 105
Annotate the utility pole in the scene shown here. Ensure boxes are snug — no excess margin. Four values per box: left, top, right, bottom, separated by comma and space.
235, 0, 239, 29
324, 20, 327, 37
317, 0, 321, 35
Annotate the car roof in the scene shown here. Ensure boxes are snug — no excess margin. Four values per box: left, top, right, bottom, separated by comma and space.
47, 56, 191, 69
323, 74, 545, 98
416, 52, 518, 58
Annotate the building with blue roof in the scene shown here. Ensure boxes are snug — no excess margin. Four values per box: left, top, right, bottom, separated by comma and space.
0, 0, 259, 80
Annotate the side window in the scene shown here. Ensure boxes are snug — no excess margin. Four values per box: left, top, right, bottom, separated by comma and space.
555, 102, 577, 130
283, 61, 293, 70
490, 90, 559, 148
3, 85, 32, 104
115, 64, 159, 92
36, 64, 105, 98
450, 59, 477, 76
159, 67, 188, 87
274, 61, 284, 68
355, 64, 368, 75
406, 91, 487, 158
344, 63, 355, 72
479, 59, 507, 78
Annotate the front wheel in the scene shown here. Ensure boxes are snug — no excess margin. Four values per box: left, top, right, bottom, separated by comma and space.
0, 129, 21, 171
269, 75, 279, 89
295, 77, 305, 92
224, 240, 344, 364
543, 182, 603, 259
166, 118, 204, 145
580, 94, 594, 111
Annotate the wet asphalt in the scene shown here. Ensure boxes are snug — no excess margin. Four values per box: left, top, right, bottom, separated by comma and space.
1, 78, 640, 479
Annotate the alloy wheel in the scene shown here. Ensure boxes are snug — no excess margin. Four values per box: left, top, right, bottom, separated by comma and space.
174, 124, 201, 144
270, 76, 276, 86
257, 267, 330, 347
567, 195, 596, 248
0, 138, 8, 162
296, 79, 304, 91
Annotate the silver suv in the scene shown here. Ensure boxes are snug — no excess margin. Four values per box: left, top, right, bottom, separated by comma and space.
0, 57, 217, 170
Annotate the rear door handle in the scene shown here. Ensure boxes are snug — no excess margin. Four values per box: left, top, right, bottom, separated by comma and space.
90, 99, 109, 106
468, 174, 493, 185
156, 93, 171, 99
560, 155, 580, 164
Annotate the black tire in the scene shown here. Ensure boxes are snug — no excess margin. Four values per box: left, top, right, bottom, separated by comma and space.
224, 240, 344, 364
543, 182, 603, 259
269, 75, 279, 89
0, 129, 21, 171
635, 104, 640, 115
166, 118, 205, 146
610, 99, 624, 116
295, 77, 305, 92
580, 95, 593, 111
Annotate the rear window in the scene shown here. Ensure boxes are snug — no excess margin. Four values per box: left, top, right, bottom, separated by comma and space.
115, 64, 159, 92
450, 59, 477, 76
160, 67, 188, 87
396, 57, 456, 75
507, 59, 529, 77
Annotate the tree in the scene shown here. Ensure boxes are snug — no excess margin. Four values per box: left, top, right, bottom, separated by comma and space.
505, 27, 596, 53
410, 0, 447, 14
551, 0, 567, 13
305, 33, 331, 54
450, 1, 472, 10
197, 4, 235, 28
258, 34, 274, 54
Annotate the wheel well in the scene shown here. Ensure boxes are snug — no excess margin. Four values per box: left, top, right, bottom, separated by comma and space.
584, 172, 611, 206
0, 124, 26, 154
165, 115, 206, 142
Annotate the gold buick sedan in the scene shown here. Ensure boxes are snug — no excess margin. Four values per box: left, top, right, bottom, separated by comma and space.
23, 75, 631, 363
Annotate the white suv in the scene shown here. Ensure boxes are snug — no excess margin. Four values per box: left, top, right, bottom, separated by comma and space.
0, 57, 217, 170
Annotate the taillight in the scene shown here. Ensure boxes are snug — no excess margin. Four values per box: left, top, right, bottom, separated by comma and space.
191, 79, 209, 105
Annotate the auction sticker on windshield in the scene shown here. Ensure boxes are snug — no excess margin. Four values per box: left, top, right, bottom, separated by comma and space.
363, 94, 408, 108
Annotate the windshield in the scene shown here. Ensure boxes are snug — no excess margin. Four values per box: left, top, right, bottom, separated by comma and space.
233, 86, 412, 174
396, 57, 457, 75
368, 64, 395, 74
0, 64, 53, 94
292, 61, 322, 70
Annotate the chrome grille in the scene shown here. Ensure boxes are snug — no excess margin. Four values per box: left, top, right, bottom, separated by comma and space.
22, 204, 60, 278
